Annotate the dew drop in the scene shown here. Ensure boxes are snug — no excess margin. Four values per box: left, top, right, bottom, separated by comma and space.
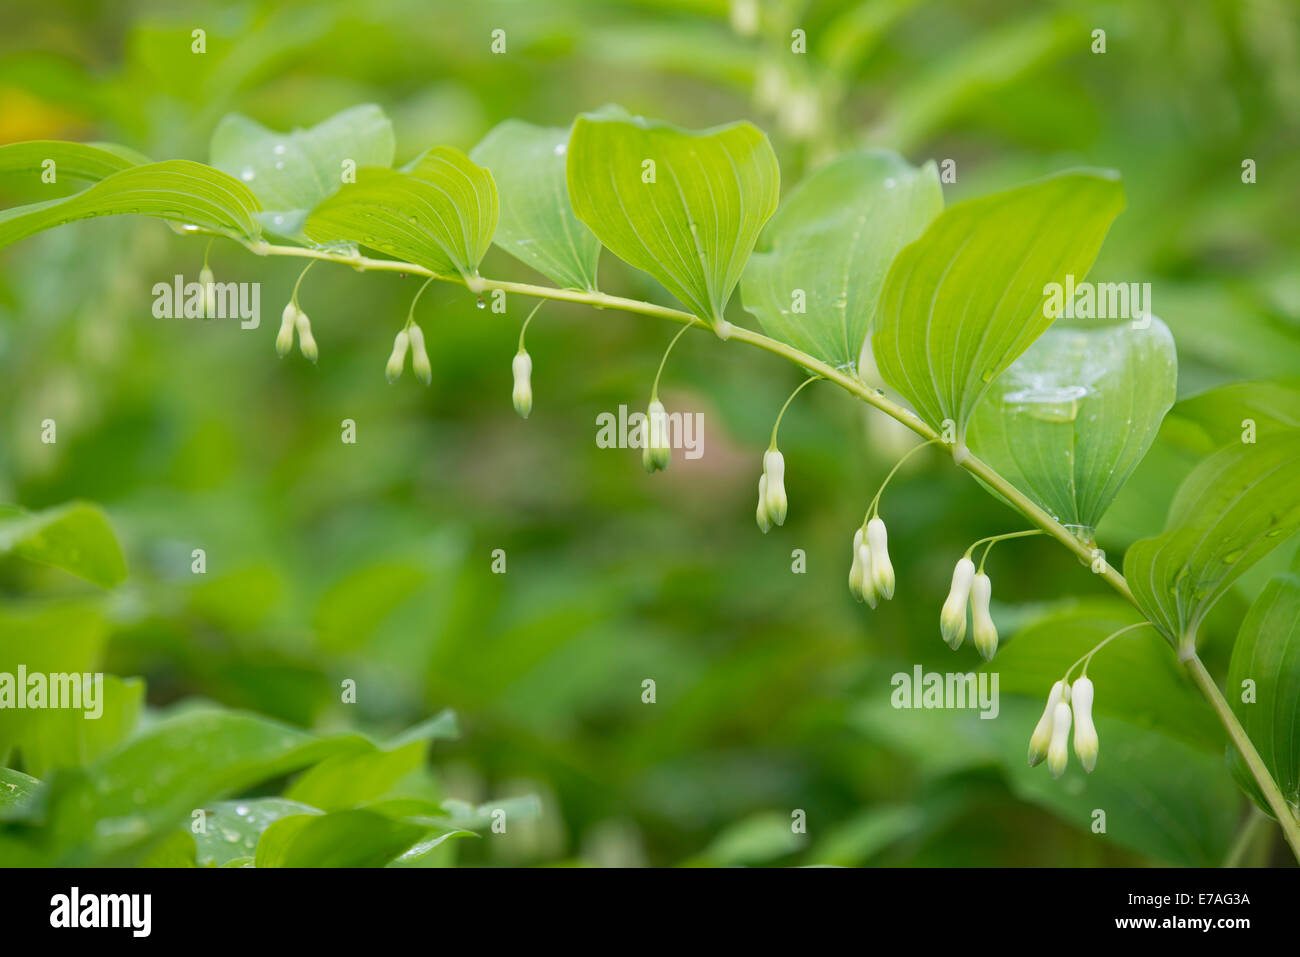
475, 297, 486, 309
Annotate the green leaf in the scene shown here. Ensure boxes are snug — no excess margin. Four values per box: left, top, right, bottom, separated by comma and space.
872, 171, 1125, 444
210, 104, 395, 239
0, 502, 127, 587
15, 676, 145, 779
0, 140, 148, 186
1124, 430, 1300, 644
470, 120, 601, 290
304, 147, 498, 280
741, 149, 943, 367
567, 109, 779, 326
1228, 574, 1300, 812
284, 740, 426, 812
138, 829, 197, 867
195, 798, 323, 866
684, 810, 805, 866
1168, 379, 1300, 450
966, 319, 1177, 529
0, 160, 262, 249
254, 809, 435, 867
36, 709, 372, 862
0, 768, 40, 819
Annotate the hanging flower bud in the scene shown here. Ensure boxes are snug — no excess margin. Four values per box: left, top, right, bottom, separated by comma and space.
970, 572, 998, 661
386, 330, 409, 383
763, 450, 787, 526
408, 323, 431, 385
939, 557, 975, 649
200, 266, 216, 319
866, 517, 894, 600
276, 302, 297, 358
1047, 700, 1073, 778
1071, 676, 1099, 772
858, 540, 879, 609
295, 310, 318, 364
1028, 679, 1069, 767
848, 527, 866, 601
512, 350, 533, 418
644, 400, 671, 472
756, 474, 771, 533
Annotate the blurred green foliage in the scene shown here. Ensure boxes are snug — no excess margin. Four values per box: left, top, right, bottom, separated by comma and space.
1, 0, 1298, 866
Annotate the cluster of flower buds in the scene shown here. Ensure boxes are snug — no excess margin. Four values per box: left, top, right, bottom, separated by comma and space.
384, 323, 431, 384
755, 449, 787, 532
642, 399, 671, 473
512, 349, 533, 418
276, 302, 317, 363
1028, 676, 1099, 777
848, 517, 895, 607
937, 558, 999, 660
200, 266, 217, 319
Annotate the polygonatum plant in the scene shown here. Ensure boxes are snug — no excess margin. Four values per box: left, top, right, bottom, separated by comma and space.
2, 103, 1298, 863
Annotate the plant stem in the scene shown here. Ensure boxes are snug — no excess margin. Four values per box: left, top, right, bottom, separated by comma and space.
244, 240, 1300, 862
769, 375, 822, 450
1184, 651, 1300, 860
651, 321, 698, 400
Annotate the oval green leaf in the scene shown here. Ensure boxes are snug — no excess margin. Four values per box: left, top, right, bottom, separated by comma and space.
741, 149, 943, 368
304, 147, 498, 280
872, 170, 1126, 443
1124, 430, 1300, 644
966, 318, 1177, 530
0, 159, 262, 249
1228, 573, 1300, 814
470, 119, 601, 290
211, 104, 395, 240
567, 108, 779, 326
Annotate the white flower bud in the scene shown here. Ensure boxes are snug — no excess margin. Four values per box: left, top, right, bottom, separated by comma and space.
386, 330, 409, 383
866, 517, 894, 600
756, 474, 771, 533
939, 557, 974, 649
970, 572, 998, 661
763, 449, 787, 526
408, 322, 431, 385
276, 302, 297, 358
848, 527, 865, 601
200, 266, 216, 319
1047, 700, 1072, 778
645, 400, 670, 472
295, 310, 318, 364
1028, 679, 1068, 766
1071, 676, 1099, 772
512, 350, 533, 418
857, 542, 878, 609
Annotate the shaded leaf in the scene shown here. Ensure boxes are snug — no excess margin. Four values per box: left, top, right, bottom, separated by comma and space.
470, 119, 601, 290
0, 502, 127, 588
210, 104, 394, 239
741, 148, 942, 367
1124, 431, 1300, 644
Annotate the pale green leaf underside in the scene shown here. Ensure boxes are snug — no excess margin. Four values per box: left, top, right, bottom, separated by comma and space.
195, 798, 323, 866
0, 501, 127, 587
741, 149, 943, 368
967, 318, 1176, 529
210, 104, 395, 239
470, 119, 601, 290
872, 170, 1125, 437
1124, 430, 1300, 643
567, 109, 779, 325
304, 147, 498, 279
0, 160, 262, 249
1228, 574, 1300, 812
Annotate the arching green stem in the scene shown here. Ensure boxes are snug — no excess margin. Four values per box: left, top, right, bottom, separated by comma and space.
405, 276, 436, 330
651, 321, 699, 401
1064, 621, 1154, 681
517, 300, 544, 353
865, 437, 941, 522
769, 375, 822, 451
